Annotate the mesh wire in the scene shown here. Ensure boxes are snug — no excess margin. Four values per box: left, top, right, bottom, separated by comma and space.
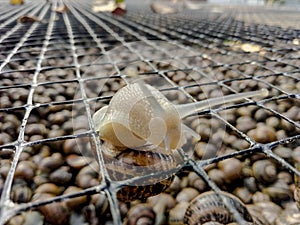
0, 0, 300, 224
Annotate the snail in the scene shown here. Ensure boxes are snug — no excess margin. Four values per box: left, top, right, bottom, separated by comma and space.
17, 15, 41, 24
252, 159, 277, 184
93, 82, 268, 155
247, 201, 281, 225
125, 203, 156, 225
168, 201, 190, 225
184, 191, 255, 225
147, 193, 176, 224
262, 180, 293, 203
275, 203, 300, 225
92, 82, 268, 201
176, 187, 200, 203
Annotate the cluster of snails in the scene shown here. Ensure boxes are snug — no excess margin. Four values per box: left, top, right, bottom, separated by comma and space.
120, 168, 300, 225
92, 81, 269, 202
123, 190, 259, 225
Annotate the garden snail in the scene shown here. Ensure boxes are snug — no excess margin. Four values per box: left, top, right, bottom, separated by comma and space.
252, 159, 277, 184
93, 82, 268, 155
125, 203, 156, 225
92, 82, 268, 201
184, 191, 255, 225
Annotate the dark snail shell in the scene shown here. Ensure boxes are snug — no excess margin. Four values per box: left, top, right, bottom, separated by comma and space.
184, 191, 254, 225
95, 141, 179, 202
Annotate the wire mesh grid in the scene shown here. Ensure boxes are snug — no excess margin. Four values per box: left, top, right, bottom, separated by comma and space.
0, 0, 300, 224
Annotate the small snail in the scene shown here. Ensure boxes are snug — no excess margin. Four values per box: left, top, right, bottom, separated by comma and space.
17, 15, 41, 24
93, 82, 268, 201
252, 159, 277, 184
184, 191, 254, 225
125, 203, 156, 225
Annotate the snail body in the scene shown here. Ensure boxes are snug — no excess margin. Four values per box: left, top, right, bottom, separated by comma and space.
93, 82, 193, 154
93, 82, 268, 154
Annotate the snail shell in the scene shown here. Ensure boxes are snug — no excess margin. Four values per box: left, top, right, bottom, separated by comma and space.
97, 141, 177, 202
17, 15, 40, 23
246, 201, 282, 225
274, 202, 300, 225
125, 203, 156, 225
184, 191, 254, 225
168, 201, 190, 225
252, 159, 277, 184
262, 180, 293, 202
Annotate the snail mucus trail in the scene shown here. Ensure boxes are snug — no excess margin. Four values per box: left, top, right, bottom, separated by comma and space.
92, 81, 268, 201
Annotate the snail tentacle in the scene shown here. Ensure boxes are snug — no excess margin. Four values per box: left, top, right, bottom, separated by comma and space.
175, 88, 269, 118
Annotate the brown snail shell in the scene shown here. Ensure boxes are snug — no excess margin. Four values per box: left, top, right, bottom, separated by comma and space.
63, 186, 87, 209
93, 82, 268, 202
17, 15, 41, 24
184, 191, 254, 225
176, 187, 200, 203
14, 160, 36, 180
262, 180, 293, 202
99, 141, 177, 202
218, 158, 242, 183
148, 193, 176, 224
246, 201, 282, 225
168, 201, 189, 225
233, 187, 252, 204
275, 202, 300, 225
75, 161, 100, 189
11, 185, 32, 203
125, 203, 156, 225
33, 193, 70, 225
252, 159, 277, 184
188, 172, 207, 192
